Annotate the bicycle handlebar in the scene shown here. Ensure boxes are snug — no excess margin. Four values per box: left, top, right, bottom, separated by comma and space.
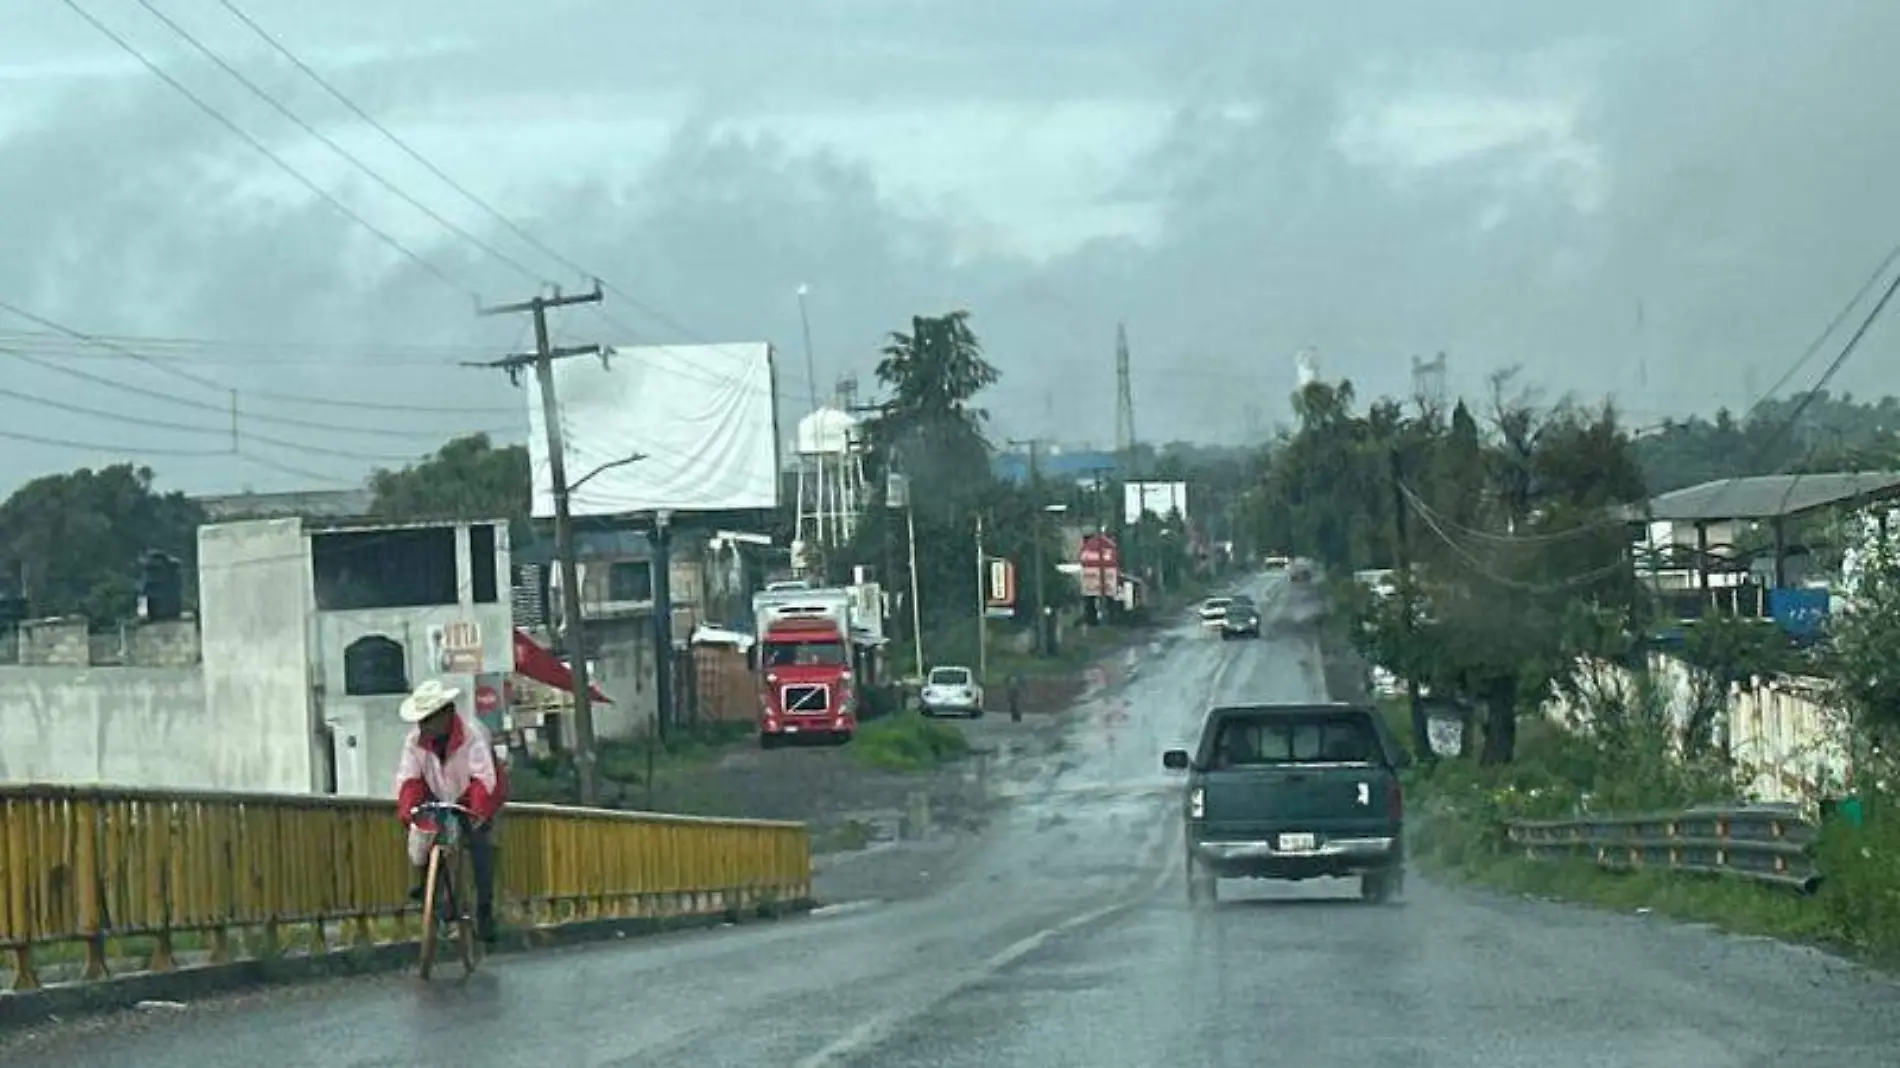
410, 800, 478, 820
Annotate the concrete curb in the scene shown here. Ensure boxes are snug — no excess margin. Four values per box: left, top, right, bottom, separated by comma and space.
0, 898, 816, 1032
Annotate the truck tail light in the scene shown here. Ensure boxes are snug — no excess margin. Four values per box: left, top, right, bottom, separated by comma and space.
1387, 778, 1404, 822
1189, 787, 1205, 819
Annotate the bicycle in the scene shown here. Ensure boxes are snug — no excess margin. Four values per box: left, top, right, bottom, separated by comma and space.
410, 800, 482, 980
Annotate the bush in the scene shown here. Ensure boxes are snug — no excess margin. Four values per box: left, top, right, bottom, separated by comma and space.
1404, 713, 1900, 962
850, 712, 971, 772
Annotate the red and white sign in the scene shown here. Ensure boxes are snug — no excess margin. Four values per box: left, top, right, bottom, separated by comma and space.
986, 558, 1017, 608
1079, 534, 1121, 598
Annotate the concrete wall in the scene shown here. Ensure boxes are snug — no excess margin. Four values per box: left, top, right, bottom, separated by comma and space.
1543, 651, 1851, 804
0, 667, 209, 787
197, 519, 320, 794
590, 614, 657, 739
325, 697, 411, 800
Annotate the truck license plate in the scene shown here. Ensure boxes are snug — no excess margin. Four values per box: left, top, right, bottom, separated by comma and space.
1277, 833, 1316, 852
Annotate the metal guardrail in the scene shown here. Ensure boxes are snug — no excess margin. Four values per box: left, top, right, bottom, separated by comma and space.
0, 785, 811, 991
1504, 804, 1821, 894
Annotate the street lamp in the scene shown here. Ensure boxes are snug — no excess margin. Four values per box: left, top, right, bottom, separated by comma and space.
553, 450, 644, 808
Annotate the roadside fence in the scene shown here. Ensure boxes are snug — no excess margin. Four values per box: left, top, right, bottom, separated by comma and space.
0, 785, 811, 991
1504, 804, 1820, 894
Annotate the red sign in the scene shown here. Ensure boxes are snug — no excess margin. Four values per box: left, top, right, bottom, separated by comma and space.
1079, 534, 1121, 598
475, 684, 501, 715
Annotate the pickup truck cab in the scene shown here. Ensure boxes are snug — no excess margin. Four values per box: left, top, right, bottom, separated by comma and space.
1162, 702, 1408, 904
1219, 596, 1260, 640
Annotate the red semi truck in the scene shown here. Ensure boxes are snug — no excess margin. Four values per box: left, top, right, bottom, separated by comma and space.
752, 584, 862, 748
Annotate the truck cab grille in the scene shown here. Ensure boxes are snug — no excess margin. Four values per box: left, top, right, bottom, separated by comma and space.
782, 684, 830, 714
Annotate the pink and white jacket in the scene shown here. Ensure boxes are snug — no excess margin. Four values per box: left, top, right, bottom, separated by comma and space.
394, 711, 507, 827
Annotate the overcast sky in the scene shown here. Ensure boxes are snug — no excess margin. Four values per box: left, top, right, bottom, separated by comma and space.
1, 0, 1897, 497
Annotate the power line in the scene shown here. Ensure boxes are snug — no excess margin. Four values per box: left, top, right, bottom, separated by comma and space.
59, 0, 473, 300
0, 424, 229, 457
133, 0, 548, 290
0, 344, 514, 441
1399, 481, 1627, 546
0, 331, 482, 367
209, 0, 814, 407
1683, 242, 1900, 522
0, 375, 487, 462
1401, 488, 1629, 595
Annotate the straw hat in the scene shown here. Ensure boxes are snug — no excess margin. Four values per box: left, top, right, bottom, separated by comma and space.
398, 679, 461, 723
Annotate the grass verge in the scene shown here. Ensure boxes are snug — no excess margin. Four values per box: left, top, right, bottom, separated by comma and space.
1317, 587, 1900, 963
510, 721, 755, 808
849, 712, 972, 772
1395, 707, 1900, 964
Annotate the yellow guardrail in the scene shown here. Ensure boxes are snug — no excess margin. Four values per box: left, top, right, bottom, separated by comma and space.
0, 786, 811, 991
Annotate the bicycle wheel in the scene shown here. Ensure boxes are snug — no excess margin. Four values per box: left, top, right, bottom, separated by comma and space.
417, 844, 444, 980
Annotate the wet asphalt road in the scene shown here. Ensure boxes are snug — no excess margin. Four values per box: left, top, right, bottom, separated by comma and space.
12, 578, 1900, 1066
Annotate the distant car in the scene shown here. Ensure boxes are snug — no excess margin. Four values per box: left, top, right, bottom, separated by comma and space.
1286, 560, 1314, 584
1220, 600, 1261, 639
1163, 702, 1410, 905
920, 666, 984, 718
1262, 555, 1291, 571
1198, 596, 1234, 629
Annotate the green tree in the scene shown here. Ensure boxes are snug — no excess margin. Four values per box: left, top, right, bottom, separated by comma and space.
1827, 541, 1900, 751
1269, 374, 1648, 765
368, 433, 531, 542
0, 464, 204, 625
867, 310, 1000, 518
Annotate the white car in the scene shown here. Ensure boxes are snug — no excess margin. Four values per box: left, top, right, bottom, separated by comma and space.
921, 666, 984, 718
1199, 596, 1234, 629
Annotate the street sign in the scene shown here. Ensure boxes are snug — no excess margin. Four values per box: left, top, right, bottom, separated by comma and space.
987, 558, 1016, 609
473, 672, 506, 733
1079, 533, 1121, 598
429, 620, 484, 674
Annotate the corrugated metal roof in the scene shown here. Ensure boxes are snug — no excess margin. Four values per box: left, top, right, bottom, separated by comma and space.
1642, 471, 1900, 522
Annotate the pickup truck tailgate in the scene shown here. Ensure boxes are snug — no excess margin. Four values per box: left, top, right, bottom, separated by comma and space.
1200, 763, 1397, 839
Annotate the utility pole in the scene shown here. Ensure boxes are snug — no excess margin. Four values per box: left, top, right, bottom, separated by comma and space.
651, 509, 675, 737
1009, 438, 1050, 655
975, 512, 988, 688
475, 282, 609, 806
1389, 447, 1430, 764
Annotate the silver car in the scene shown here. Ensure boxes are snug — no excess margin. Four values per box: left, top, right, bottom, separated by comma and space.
921, 666, 985, 718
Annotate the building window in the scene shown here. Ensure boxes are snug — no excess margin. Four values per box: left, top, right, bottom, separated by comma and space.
343, 634, 408, 695
470, 524, 499, 605
607, 560, 652, 603
313, 527, 457, 610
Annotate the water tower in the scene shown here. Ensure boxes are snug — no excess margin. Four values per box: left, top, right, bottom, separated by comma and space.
791, 405, 868, 575
1295, 346, 1320, 388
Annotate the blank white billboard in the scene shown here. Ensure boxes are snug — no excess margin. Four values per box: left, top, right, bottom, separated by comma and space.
526, 343, 781, 518
1124, 481, 1189, 524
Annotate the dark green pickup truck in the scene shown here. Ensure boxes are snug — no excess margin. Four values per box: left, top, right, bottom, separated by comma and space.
1162, 702, 1410, 904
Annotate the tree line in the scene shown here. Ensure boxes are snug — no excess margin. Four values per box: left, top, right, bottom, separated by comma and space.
1236, 368, 1900, 781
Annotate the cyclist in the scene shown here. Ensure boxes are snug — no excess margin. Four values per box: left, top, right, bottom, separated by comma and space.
394, 678, 508, 943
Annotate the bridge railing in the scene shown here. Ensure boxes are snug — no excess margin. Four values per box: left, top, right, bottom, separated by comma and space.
1504, 804, 1820, 894
0, 785, 811, 991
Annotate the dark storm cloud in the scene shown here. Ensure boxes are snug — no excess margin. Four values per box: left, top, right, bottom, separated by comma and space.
1, 0, 1897, 494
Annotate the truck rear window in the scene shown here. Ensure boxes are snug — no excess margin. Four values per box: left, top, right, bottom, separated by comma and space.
1207, 714, 1379, 768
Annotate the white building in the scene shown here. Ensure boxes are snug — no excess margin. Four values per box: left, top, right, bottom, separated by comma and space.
199, 516, 516, 797
0, 515, 513, 798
